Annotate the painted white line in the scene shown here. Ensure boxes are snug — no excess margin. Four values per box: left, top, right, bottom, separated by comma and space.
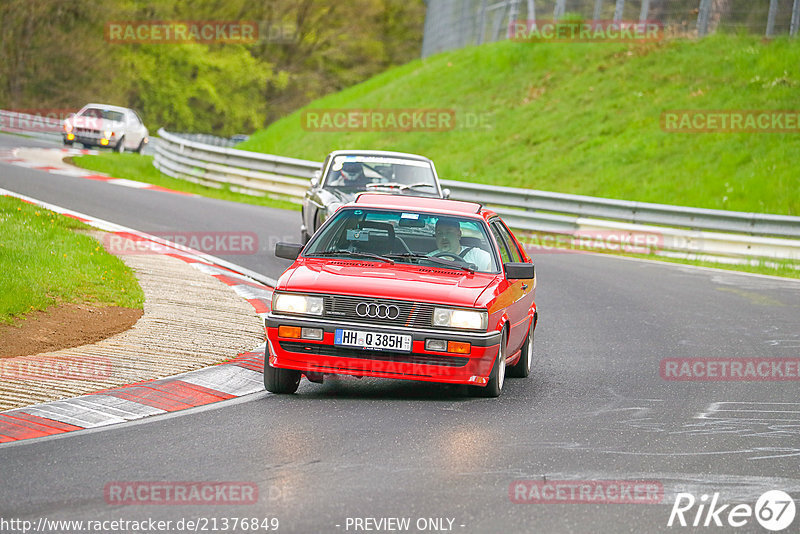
71, 395, 167, 419
107, 178, 151, 189
20, 401, 127, 429
49, 168, 93, 177
231, 284, 273, 301
179, 365, 264, 397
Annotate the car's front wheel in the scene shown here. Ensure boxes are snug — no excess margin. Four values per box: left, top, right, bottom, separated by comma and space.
507, 320, 534, 378
263, 352, 301, 394
115, 136, 125, 153
469, 332, 506, 397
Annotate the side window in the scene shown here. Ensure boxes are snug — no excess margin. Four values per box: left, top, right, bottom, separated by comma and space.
489, 223, 511, 264
497, 221, 523, 262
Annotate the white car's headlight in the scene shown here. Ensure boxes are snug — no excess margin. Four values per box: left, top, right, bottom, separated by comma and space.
272, 293, 324, 316
432, 307, 487, 330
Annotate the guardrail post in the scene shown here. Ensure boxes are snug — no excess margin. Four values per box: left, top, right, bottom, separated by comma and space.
526, 0, 536, 28
554, 0, 566, 21
697, 0, 712, 37
507, 0, 521, 38
593, 0, 604, 21
792, 0, 800, 36
477, 0, 488, 45
613, 0, 625, 22
639, 0, 650, 22
766, 0, 778, 37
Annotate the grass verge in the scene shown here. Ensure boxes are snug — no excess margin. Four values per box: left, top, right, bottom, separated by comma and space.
69, 153, 300, 211
0, 196, 145, 324
239, 33, 800, 216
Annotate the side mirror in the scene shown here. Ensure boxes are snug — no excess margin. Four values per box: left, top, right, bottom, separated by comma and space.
504, 262, 534, 280
310, 170, 321, 188
275, 242, 304, 260
442, 188, 451, 199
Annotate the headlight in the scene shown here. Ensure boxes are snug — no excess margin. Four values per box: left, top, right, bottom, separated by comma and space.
104, 130, 113, 139
272, 293, 324, 316
432, 307, 487, 330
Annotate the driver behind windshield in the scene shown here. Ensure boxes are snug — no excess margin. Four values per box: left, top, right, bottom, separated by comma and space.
428, 218, 492, 271
327, 161, 371, 189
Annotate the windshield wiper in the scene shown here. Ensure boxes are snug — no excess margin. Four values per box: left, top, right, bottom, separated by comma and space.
365, 182, 436, 191
385, 253, 474, 273
309, 250, 394, 264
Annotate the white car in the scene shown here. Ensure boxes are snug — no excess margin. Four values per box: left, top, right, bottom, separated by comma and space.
63, 103, 149, 153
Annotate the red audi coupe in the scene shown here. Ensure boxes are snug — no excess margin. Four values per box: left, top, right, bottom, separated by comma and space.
265, 194, 537, 397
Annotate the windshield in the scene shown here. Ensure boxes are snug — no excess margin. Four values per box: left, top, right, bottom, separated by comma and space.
304, 207, 499, 273
322, 155, 438, 194
79, 107, 124, 122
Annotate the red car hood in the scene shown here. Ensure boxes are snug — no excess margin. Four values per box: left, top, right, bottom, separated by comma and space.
278, 259, 498, 308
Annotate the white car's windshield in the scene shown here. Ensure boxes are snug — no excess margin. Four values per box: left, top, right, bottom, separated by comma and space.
304, 207, 499, 273
323, 155, 438, 194
80, 108, 124, 122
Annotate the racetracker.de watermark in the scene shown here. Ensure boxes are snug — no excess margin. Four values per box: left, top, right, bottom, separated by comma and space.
104, 232, 259, 256
104, 482, 259, 505
105, 21, 258, 44
0, 356, 111, 380
510, 480, 664, 504
301, 109, 491, 132
509, 20, 664, 43
661, 358, 800, 381
522, 230, 664, 254
0, 109, 77, 133
661, 110, 800, 133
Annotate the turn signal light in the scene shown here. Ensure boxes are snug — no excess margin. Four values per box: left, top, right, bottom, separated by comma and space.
66, 133, 75, 141
278, 326, 302, 338
447, 341, 471, 354
100, 139, 109, 146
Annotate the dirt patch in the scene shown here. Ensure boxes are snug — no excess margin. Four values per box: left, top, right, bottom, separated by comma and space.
0, 304, 143, 358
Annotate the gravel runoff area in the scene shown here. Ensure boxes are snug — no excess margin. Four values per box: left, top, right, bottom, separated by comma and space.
0, 233, 264, 411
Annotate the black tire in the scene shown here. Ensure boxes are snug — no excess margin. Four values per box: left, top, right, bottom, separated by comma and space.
115, 136, 125, 153
469, 331, 507, 398
135, 139, 145, 154
263, 351, 301, 394
508, 320, 534, 378
314, 210, 325, 234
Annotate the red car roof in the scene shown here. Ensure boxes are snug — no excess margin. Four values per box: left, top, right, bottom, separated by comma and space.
354, 193, 482, 215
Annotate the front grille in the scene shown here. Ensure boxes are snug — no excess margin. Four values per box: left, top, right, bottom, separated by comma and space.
324, 295, 436, 328
279, 341, 468, 368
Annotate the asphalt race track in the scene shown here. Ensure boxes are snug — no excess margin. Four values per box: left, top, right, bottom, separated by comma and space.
1, 132, 799, 533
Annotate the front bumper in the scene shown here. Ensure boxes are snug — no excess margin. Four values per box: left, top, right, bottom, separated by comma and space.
69, 130, 120, 148
266, 314, 501, 386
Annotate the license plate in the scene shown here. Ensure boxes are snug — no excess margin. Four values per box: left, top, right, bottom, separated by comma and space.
334, 329, 412, 352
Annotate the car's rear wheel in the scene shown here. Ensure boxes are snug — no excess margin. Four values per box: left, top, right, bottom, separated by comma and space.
135, 139, 145, 154
469, 331, 506, 398
263, 351, 301, 394
115, 136, 125, 153
507, 320, 534, 378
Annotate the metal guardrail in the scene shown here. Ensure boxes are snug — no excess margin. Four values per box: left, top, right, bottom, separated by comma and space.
0, 109, 63, 142
151, 128, 800, 262
154, 128, 316, 198
152, 128, 800, 261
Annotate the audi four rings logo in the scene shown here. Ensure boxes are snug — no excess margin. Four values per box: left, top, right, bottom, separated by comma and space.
356, 302, 400, 319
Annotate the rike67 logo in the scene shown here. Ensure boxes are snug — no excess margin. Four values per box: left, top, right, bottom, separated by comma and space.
668, 490, 796, 531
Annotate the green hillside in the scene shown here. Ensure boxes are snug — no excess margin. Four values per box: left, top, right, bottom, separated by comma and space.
239, 34, 800, 215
